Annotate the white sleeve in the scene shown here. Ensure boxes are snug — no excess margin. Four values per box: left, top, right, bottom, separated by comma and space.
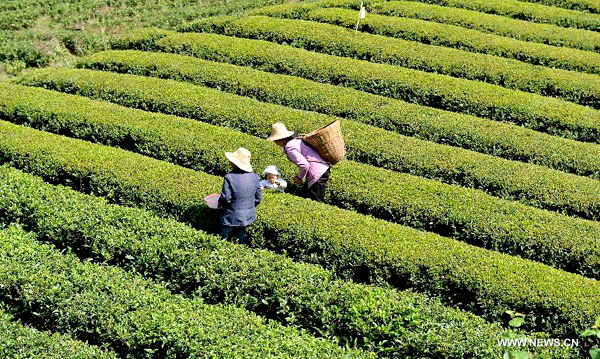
278, 179, 287, 189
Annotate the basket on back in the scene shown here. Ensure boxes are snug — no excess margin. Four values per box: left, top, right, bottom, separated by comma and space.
301, 120, 346, 165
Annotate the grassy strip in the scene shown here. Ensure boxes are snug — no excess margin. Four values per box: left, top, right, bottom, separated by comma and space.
0, 225, 363, 358
0, 121, 597, 340
369, 1, 600, 52
112, 29, 600, 144
17, 67, 600, 224
404, 0, 600, 30
0, 165, 528, 358
256, 4, 600, 78
180, 15, 600, 109
0, 308, 117, 359
76, 50, 600, 179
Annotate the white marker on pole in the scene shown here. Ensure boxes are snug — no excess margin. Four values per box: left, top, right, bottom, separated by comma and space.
355, 2, 366, 34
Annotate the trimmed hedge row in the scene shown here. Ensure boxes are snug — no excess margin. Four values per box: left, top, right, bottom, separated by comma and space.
3, 84, 598, 278
406, 0, 600, 30
112, 29, 600, 143
502, 0, 599, 14
180, 15, 600, 109
4, 82, 600, 277
17, 68, 600, 225
369, 1, 600, 51
256, 4, 600, 78
0, 121, 597, 341
0, 308, 117, 359
0, 225, 363, 358
0, 165, 526, 358
76, 50, 600, 179
109, 26, 173, 52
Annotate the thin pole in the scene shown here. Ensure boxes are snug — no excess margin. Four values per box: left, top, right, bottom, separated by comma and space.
355, 1, 363, 34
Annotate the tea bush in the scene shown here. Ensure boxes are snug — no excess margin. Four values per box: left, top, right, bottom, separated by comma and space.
113, 29, 600, 143
180, 15, 600, 107
0, 226, 363, 358
257, 5, 600, 78
0, 308, 117, 358
15, 69, 600, 223
369, 1, 600, 51
0, 120, 596, 340
0, 164, 524, 358
397, 0, 600, 30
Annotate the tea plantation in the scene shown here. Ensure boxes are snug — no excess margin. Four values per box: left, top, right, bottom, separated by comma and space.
0, 0, 598, 357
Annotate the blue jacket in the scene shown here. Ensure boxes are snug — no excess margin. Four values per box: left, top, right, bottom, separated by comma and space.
218, 169, 262, 227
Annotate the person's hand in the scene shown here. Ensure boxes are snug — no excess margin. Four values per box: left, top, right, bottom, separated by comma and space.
293, 176, 302, 185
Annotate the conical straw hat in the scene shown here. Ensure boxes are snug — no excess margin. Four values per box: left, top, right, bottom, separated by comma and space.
225, 147, 253, 173
266, 122, 294, 141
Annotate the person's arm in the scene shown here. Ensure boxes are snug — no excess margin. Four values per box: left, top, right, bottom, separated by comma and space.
285, 148, 310, 182
218, 177, 232, 208
255, 180, 263, 206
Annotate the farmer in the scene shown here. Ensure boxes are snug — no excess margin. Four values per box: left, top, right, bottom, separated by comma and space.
266, 123, 330, 202
218, 147, 262, 244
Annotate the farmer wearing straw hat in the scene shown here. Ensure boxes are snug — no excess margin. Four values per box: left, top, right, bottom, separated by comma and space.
218, 147, 262, 244
267, 123, 330, 202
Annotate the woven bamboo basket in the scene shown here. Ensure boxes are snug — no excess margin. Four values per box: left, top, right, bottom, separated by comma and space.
301, 120, 346, 164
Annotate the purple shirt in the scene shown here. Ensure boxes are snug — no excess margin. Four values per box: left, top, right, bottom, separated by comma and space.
284, 138, 330, 188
